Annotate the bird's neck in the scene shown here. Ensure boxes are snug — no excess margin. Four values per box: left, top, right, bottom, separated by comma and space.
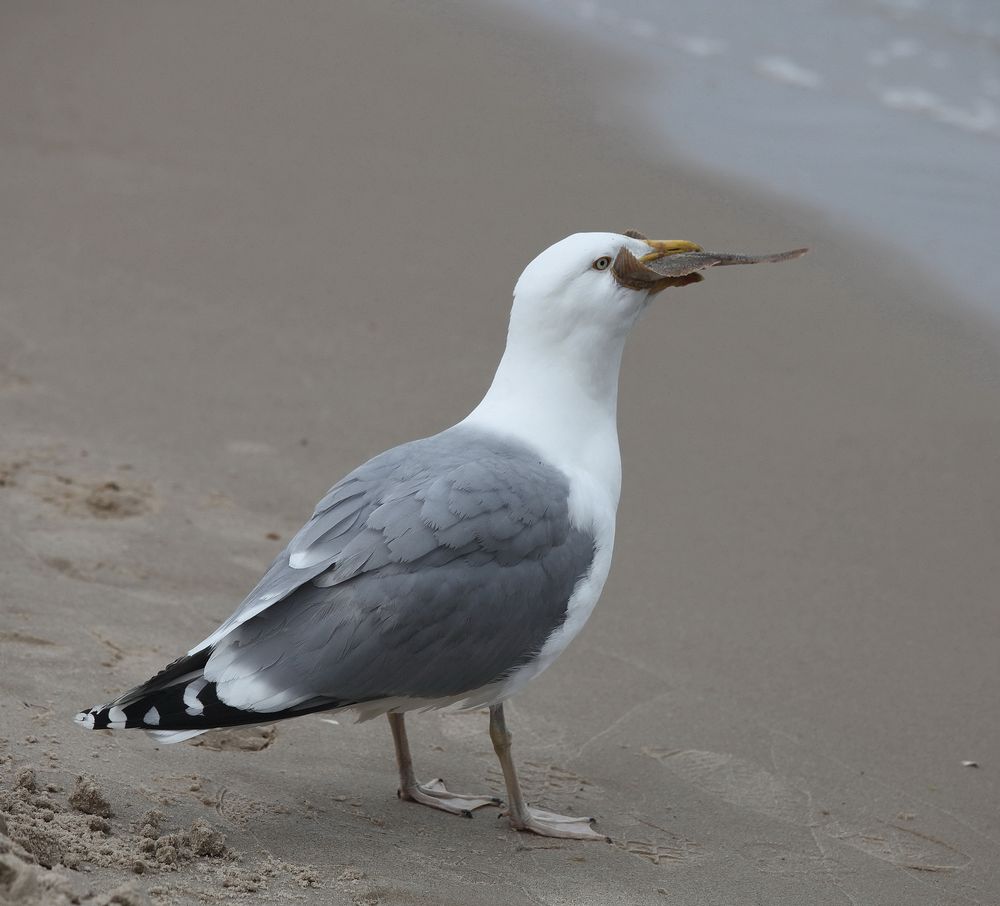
463, 321, 626, 504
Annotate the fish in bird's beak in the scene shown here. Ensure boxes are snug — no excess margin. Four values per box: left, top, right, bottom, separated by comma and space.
613, 228, 808, 294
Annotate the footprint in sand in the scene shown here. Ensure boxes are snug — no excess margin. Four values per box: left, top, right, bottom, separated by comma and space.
0, 370, 32, 394
486, 761, 596, 809
0, 630, 56, 647
615, 815, 703, 866
640, 747, 973, 873
1, 449, 157, 521
190, 725, 278, 752
2, 453, 158, 586
36, 474, 155, 520
0, 458, 29, 488
621, 837, 702, 866
40, 554, 151, 588
641, 747, 810, 826
737, 841, 827, 875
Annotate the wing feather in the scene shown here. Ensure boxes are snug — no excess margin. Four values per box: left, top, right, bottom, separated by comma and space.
192, 425, 596, 711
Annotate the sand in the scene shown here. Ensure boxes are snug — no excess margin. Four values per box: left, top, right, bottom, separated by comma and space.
1, 2, 998, 904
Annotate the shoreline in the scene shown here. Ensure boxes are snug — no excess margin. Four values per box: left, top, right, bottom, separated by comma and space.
497, 0, 1000, 328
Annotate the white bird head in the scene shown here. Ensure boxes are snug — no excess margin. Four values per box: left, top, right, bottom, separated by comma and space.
510, 230, 705, 345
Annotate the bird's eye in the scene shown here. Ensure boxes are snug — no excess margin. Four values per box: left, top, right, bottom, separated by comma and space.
592, 256, 612, 271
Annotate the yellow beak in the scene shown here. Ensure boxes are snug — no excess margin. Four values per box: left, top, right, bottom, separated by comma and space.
639, 239, 703, 263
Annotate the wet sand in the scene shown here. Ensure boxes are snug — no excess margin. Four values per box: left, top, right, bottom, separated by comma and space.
1, 2, 998, 903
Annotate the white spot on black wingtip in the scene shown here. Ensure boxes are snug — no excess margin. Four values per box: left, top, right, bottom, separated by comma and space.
183, 678, 208, 716
143, 705, 160, 727
74, 710, 96, 730
107, 705, 127, 730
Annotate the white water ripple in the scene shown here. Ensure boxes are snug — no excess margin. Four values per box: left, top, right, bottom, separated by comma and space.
755, 56, 823, 89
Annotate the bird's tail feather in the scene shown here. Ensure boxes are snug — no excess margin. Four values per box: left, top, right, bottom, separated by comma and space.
74, 648, 343, 741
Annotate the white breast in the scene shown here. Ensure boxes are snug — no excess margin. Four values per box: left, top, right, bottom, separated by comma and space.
489, 464, 617, 702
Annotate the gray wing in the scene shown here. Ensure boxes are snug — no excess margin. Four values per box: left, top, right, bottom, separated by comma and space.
200, 426, 596, 712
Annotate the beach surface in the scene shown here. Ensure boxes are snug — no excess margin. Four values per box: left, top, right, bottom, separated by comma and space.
1, 2, 998, 904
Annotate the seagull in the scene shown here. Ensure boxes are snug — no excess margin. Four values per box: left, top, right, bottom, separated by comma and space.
75, 230, 804, 840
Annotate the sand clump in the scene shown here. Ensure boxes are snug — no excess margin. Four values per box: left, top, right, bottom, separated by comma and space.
132, 810, 228, 867
0, 765, 228, 902
0, 448, 154, 522
68, 778, 114, 819
0, 769, 233, 873
0, 832, 147, 906
40, 476, 153, 521
0, 762, 322, 902
80, 481, 150, 520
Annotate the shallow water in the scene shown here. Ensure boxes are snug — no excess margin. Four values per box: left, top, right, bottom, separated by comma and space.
499, 0, 1000, 325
